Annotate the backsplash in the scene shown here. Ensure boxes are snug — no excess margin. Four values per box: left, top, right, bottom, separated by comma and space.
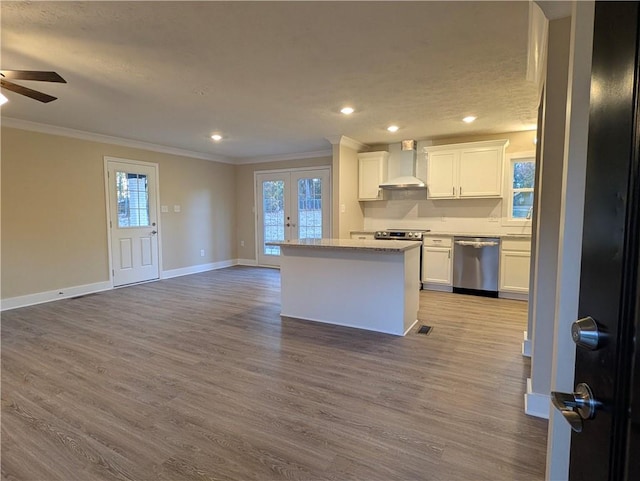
363, 195, 532, 235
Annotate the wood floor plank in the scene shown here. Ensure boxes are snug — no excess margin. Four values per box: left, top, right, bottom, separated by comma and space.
2, 266, 547, 480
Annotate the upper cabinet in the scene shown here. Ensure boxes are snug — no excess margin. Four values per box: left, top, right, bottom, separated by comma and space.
424, 140, 509, 199
358, 151, 389, 201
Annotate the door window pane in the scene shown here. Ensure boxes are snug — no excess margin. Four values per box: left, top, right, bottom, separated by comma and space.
262, 180, 285, 255
297, 177, 323, 239
117, 172, 150, 227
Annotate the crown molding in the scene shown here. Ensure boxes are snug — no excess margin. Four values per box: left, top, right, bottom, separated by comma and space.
325, 135, 369, 152
1, 117, 235, 164
235, 149, 333, 165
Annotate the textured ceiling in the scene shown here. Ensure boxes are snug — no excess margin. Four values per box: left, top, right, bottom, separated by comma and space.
1, 1, 538, 163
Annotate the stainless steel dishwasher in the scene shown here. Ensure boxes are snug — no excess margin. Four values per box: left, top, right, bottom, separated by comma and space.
453, 237, 500, 297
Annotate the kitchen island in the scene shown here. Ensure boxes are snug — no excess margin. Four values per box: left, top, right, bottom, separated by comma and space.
266, 238, 421, 336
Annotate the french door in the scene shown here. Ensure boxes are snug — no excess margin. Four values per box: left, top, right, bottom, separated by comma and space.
106, 158, 160, 286
256, 168, 330, 267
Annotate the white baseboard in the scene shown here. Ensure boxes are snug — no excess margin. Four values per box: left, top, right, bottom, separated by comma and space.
522, 330, 532, 357
422, 283, 453, 292
236, 258, 258, 266
499, 291, 529, 301
524, 378, 550, 419
162, 259, 236, 279
1, 280, 112, 312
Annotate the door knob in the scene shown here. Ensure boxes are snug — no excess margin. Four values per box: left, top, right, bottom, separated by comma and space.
151, 230, 157, 235
551, 383, 602, 433
571, 316, 603, 350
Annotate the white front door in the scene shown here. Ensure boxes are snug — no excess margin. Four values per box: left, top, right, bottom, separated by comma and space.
256, 168, 330, 267
106, 159, 160, 286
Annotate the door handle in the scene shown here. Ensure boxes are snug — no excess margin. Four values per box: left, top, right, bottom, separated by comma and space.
550, 383, 602, 433
150, 230, 157, 235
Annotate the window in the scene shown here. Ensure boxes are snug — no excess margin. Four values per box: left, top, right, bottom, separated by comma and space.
503, 154, 536, 223
116, 171, 150, 227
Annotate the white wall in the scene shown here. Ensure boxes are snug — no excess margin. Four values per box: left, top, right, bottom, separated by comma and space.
363, 197, 531, 235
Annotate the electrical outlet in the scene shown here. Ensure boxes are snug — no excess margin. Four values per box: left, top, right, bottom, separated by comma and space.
161, 205, 169, 213
240, 240, 245, 247
200, 249, 205, 257
174, 205, 181, 213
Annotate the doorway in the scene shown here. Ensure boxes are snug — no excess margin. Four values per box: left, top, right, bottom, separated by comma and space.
105, 157, 161, 286
255, 167, 331, 267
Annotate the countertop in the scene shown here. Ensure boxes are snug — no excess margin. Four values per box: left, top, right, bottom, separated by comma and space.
424, 232, 532, 239
350, 230, 531, 239
266, 238, 422, 253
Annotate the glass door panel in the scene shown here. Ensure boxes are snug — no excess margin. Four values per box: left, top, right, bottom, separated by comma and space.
262, 179, 285, 256
256, 168, 330, 267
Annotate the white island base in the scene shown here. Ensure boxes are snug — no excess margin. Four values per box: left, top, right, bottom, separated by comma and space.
270, 239, 421, 336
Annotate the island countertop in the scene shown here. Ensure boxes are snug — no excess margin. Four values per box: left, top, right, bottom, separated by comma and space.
266, 238, 422, 252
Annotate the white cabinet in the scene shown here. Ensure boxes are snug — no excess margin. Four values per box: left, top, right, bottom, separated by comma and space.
425, 151, 456, 197
499, 237, 531, 300
422, 236, 453, 291
358, 151, 389, 201
350, 233, 375, 240
424, 140, 508, 199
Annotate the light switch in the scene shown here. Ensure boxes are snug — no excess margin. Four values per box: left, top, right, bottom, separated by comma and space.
161, 205, 169, 213
174, 205, 181, 213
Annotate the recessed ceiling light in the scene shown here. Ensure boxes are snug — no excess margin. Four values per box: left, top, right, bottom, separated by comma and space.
462, 116, 477, 123
211, 134, 223, 142
340, 107, 354, 115
387, 125, 399, 133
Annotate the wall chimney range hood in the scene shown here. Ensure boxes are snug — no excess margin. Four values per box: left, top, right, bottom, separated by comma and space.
379, 140, 427, 190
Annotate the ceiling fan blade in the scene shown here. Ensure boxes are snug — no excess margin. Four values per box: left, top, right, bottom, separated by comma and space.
0, 70, 66, 83
0, 79, 57, 103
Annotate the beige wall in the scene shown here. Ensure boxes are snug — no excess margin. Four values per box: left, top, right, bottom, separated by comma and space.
1, 127, 236, 299
235, 156, 331, 261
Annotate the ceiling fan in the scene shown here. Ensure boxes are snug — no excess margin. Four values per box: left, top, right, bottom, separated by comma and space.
0, 70, 66, 103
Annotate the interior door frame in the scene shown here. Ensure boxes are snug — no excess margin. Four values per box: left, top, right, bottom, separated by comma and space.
254, 166, 332, 267
103, 156, 163, 286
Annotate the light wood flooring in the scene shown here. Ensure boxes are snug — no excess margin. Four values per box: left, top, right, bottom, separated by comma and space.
1, 266, 547, 480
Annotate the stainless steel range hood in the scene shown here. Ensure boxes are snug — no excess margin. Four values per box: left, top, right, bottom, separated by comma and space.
379, 140, 426, 190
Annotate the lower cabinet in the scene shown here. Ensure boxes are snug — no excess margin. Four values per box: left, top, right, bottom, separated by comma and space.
499, 238, 531, 300
422, 236, 453, 291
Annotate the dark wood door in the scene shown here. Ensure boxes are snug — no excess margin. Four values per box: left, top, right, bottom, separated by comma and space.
565, 2, 640, 480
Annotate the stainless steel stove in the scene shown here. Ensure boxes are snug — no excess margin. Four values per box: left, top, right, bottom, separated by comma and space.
374, 229, 431, 289
374, 229, 430, 241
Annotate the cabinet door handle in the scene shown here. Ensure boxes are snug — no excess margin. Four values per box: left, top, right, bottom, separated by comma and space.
448, 250, 451, 259
452, 186, 455, 196
460, 186, 462, 195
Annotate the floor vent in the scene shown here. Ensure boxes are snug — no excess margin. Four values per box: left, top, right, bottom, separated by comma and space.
417, 325, 433, 335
